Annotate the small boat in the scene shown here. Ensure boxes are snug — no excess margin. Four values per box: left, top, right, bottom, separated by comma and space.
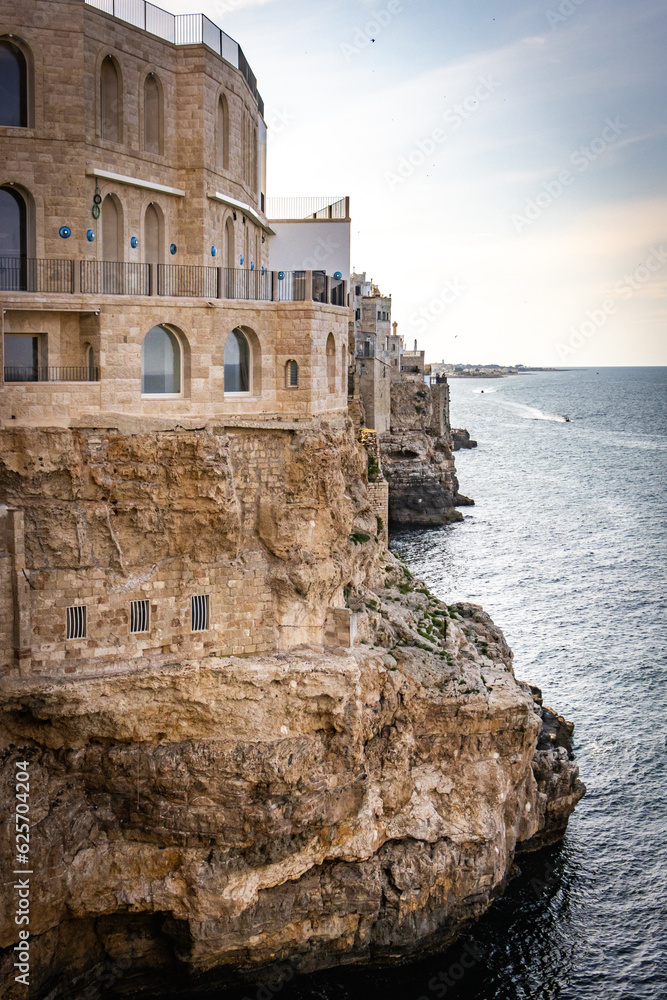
563, 415, 570, 422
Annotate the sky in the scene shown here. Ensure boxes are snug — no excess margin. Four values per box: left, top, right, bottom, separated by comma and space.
165, 0, 666, 365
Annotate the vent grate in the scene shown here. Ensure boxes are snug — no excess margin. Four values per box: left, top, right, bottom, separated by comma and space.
130, 599, 150, 634
66, 605, 87, 640
191, 594, 210, 632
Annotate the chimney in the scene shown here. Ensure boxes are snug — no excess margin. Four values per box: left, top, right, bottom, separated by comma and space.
414, 339, 417, 351
392, 321, 398, 336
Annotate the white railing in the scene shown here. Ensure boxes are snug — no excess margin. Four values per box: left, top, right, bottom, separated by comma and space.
266, 196, 349, 220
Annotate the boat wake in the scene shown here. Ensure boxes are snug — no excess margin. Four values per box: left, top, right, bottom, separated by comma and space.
492, 399, 569, 422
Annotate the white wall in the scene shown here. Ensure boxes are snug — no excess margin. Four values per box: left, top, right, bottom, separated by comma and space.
268, 221, 350, 278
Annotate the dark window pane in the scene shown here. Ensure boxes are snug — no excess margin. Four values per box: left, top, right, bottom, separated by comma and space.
0, 42, 27, 127
4, 334, 38, 380
141, 325, 180, 394
0, 186, 26, 257
224, 329, 250, 392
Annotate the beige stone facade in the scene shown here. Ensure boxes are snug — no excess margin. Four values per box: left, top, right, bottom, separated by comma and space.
0, 0, 362, 679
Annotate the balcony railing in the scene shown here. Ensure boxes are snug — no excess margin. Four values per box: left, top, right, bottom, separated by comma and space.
4, 366, 100, 383
80, 261, 150, 295
0, 258, 345, 305
85, 0, 264, 115
0, 257, 74, 293
266, 196, 349, 220
224, 268, 272, 301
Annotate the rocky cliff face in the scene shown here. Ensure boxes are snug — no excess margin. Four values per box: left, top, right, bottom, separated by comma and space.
0, 420, 583, 999
379, 378, 473, 526
452, 427, 478, 450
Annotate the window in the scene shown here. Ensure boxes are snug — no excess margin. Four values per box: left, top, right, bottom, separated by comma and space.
144, 202, 163, 264
191, 594, 210, 632
100, 56, 121, 142
141, 325, 181, 394
130, 599, 150, 634
224, 328, 250, 393
326, 333, 336, 393
86, 344, 95, 381
224, 216, 235, 270
0, 40, 27, 127
143, 73, 162, 154
216, 94, 229, 171
4, 334, 39, 381
355, 308, 360, 321
101, 194, 120, 262
355, 285, 360, 295
0, 185, 26, 257
66, 606, 86, 640
286, 359, 298, 387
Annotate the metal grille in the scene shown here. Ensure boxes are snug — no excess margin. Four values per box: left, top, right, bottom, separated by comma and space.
288, 360, 298, 387
224, 267, 272, 301
191, 594, 210, 632
157, 264, 218, 298
4, 366, 99, 383
130, 599, 150, 634
274, 270, 306, 302
66, 606, 86, 640
0, 257, 75, 293
79, 261, 150, 295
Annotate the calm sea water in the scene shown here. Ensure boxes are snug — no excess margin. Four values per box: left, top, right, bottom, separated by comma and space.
149, 368, 667, 1000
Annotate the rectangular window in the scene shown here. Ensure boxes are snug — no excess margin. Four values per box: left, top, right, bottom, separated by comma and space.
191, 594, 210, 632
66, 606, 86, 640
130, 599, 150, 634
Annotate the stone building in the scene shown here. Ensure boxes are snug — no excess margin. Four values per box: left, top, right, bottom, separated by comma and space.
0, 0, 359, 676
349, 271, 391, 432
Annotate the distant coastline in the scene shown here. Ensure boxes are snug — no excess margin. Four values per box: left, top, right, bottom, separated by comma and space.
431, 364, 568, 378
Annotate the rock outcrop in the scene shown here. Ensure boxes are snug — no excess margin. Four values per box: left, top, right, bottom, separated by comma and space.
380, 378, 473, 526
0, 570, 583, 999
0, 419, 583, 998
452, 427, 478, 450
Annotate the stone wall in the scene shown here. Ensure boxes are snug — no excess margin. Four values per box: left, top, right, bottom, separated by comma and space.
0, 417, 386, 677
0, 0, 268, 268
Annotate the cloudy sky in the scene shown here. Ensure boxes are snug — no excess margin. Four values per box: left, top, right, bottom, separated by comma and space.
167, 0, 665, 365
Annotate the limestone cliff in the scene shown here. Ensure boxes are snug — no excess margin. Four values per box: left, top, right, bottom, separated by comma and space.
0, 420, 583, 998
452, 427, 478, 450
380, 377, 473, 526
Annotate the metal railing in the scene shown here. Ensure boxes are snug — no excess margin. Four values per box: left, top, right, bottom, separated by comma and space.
4, 366, 100, 382
85, 0, 264, 115
224, 268, 272, 301
0, 257, 74, 293
0, 258, 346, 305
80, 261, 150, 295
266, 196, 349, 220
157, 264, 218, 298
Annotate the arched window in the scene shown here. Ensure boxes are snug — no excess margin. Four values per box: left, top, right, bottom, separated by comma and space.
224, 328, 250, 393
0, 185, 26, 257
100, 56, 121, 142
141, 325, 181, 395
216, 94, 229, 171
0, 40, 27, 127
101, 195, 120, 262
85, 344, 96, 380
326, 333, 336, 393
144, 202, 163, 264
143, 73, 162, 154
224, 216, 234, 270
286, 360, 298, 388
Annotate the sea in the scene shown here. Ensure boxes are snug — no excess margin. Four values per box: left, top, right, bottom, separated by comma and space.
149, 368, 667, 1000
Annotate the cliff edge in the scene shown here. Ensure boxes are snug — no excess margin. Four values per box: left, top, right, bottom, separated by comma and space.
0, 420, 583, 998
